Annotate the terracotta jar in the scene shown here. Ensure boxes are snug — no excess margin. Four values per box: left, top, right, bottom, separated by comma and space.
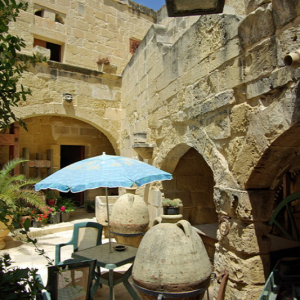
132, 219, 212, 300
19, 215, 32, 228
110, 188, 149, 247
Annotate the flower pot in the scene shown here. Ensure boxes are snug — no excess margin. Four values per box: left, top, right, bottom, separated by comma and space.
32, 221, 42, 228
163, 206, 180, 215
60, 212, 70, 222
47, 199, 56, 206
50, 213, 60, 224
20, 216, 32, 228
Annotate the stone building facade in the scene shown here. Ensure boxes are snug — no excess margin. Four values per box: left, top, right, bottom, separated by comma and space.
4, 0, 300, 299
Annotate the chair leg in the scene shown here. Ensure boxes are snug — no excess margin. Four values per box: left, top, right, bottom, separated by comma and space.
96, 266, 102, 288
123, 265, 141, 300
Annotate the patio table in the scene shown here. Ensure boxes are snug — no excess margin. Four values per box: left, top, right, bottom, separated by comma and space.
72, 242, 140, 300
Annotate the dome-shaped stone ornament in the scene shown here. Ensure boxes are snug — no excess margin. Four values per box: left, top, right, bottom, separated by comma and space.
132, 219, 212, 300
110, 188, 149, 247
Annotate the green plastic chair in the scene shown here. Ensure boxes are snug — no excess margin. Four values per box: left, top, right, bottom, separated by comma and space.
37, 260, 99, 300
55, 222, 103, 266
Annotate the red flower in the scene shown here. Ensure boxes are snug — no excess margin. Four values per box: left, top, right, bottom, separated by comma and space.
60, 206, 66, 212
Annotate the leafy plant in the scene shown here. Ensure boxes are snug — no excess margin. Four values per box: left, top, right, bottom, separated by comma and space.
45, 189, 59, 200
0, 254, 44, 299
84, 200, 95, 213
0, 158, 45, 211
0, 201, 53, 299
162, 198, 183, 208
0, 0, 46, 130
161, 198, 172, 207
56, 195, 75, 213
31, 209, 49, 224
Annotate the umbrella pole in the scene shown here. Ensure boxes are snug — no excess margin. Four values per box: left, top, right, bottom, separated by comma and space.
106, 187, 112, 253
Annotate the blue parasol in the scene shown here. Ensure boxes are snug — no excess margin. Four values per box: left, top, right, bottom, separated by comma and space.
35, 153, 172, 192
35, 153, 172, 251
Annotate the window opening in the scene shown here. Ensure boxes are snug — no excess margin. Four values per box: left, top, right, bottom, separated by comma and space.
35, 9, 44, 17
34, 38, 62, 62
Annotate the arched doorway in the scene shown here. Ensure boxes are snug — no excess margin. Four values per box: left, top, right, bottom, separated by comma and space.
162, 147, 218, 259
163, 148, 217, 224
246, 123, 300, 267
0, 116, 117, 206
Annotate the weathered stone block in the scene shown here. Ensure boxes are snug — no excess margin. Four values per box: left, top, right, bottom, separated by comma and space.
246, 77, 272, 99
273, 0, 300, 29
214, 187, 275, 222
238, 5, 274, 49
243, 38, 277, 83
217, 219, 272, 255
215, 279, 265, 300
237, 189, 275, 221
230, 104, 251, 135
214, 243, 270, 285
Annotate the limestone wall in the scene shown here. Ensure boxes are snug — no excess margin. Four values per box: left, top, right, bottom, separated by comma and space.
121, 2, 300, 299
19, 116, 114, 171
15, 61, 122, 152
10, 0, 156, 75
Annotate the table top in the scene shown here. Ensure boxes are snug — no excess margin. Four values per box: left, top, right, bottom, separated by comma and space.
72, 242, 138, 270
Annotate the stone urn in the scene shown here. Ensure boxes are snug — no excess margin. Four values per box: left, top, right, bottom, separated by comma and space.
110, 188, 149, 247
132, 219, 212, 300
95, 195, 118, 238
0, 216, 12, 250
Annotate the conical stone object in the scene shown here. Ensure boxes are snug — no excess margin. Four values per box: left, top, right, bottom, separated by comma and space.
110, 188, 149, 247
132, 219, 211, 300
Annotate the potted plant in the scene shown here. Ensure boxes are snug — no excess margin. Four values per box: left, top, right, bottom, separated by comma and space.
162, 198, 183, 215
56, 196, 75, 222
18, 207, 33, 228
48, 207, 60, 224
0, 158, 45, 247
84, 200, 95, 213
31, 208, 49, 227
45, 190, 59, 206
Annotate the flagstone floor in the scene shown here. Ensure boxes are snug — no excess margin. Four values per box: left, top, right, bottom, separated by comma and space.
0, 208, 213, 299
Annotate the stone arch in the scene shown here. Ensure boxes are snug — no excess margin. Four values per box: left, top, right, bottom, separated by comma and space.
158, 142, 219, 260
246, 122, 300, 191
6, 106, 121, 202
13, 103, 120, 154
162, 146, 218, 225
156, 129, 239, 190
235, 81, 300, 189
245, 122, 300, 243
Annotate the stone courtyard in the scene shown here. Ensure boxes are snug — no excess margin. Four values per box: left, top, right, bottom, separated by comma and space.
2, 0, 300, 299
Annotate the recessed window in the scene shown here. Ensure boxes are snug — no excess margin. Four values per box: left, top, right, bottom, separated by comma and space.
35, 9, 44, 17
34, 38, 62, 62
129, 38, 141, 54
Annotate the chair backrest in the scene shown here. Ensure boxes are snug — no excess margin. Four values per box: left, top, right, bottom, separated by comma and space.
72, 222, 103, 252
46, 260, 97, 300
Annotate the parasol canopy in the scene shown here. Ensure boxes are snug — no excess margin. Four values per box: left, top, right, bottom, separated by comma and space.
35, 153, 172, 252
